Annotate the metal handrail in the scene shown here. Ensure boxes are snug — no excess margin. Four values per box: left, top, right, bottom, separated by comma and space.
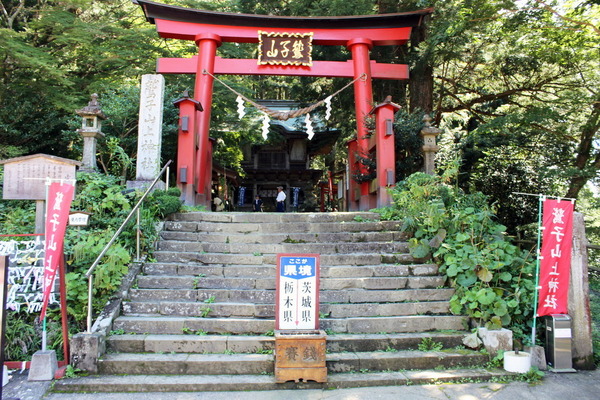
85, 160, 172, 333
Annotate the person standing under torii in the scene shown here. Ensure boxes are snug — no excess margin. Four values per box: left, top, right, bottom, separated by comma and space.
276, 186, 286, 212
253, 195, 263, 212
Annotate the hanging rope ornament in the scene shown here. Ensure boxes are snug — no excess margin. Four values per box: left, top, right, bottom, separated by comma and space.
236, 95, 246, 119
305, 113, 314, 140
261, 113, 270, 140
324, 96, 332, 121
204, 70, 366, 122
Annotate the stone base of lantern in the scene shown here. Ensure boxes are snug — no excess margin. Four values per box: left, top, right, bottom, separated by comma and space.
275, 330, 327, 383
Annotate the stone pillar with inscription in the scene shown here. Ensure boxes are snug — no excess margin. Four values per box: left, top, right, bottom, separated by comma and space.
128, 74, 165, 190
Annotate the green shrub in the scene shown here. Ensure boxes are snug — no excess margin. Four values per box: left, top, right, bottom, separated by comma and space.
375, 169, 536, 342
1, 170, 183, 349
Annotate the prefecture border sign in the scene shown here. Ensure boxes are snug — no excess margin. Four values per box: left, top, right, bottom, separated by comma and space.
276, 254, 320, 331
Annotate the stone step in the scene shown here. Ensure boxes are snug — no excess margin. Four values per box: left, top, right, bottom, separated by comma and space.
135, 275, 446, 291
141, 263, 440, 278
52, 368, 513, 393
112, 315, 466, 335
159, 230, 409, 244
106, 332, 468, 354
168, 211, 382, 224
163, 220, 400, 235
152, 252, 417, 265
156, 241, 410, 254
128, 287, 455, 304
121, 300, 451, 318
94, 349, 487, 375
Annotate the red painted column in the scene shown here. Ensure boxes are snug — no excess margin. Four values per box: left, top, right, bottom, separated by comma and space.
173, 95, 202, 205
371, 97, 400, 208
347, 38, 374, 211
194, 33, 222, 206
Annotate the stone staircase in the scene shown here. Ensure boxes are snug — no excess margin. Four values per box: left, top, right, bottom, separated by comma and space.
54, 212, 508, 393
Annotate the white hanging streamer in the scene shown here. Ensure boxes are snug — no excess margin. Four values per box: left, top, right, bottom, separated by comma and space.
324, 96, 332, 121
261, 113, 270, 140
305, 113, 314, 140
236, 95, 246, 119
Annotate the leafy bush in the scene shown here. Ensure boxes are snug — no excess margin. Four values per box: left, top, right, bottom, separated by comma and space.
375, 168, 536, 342
1, 170, 183, 357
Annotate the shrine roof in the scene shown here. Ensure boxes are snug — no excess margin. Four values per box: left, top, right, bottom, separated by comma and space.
0, 153, 81, 166
133, 0, 433, 30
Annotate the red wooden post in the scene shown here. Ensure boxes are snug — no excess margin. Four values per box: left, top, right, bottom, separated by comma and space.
347, 38, 374, 210
370, 97, 401, 208
194, 33, 222, 207
173, 94, 203, 205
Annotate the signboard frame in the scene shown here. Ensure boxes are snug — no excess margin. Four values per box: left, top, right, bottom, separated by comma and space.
275, 253, 320, 331
258, 31, 313, 67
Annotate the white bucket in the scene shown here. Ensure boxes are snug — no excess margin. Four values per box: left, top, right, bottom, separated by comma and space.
503, 351, 532, 373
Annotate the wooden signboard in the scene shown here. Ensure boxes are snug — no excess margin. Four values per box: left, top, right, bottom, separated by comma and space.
276, 254, 320, 330
258, 31, 313, 66
0, 154, 80, 200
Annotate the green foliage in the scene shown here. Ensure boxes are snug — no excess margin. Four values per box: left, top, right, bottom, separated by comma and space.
392, 109, 427, 182
63, 365, 84, 379
418, 337, 443, 351
147, 188, 183, 219
0, 170, 183, 341
62, 174, 182, 329
3, 312, 39, 361
377, 169, 536, 341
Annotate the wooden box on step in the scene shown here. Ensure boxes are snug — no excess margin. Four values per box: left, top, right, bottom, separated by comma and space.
275, 330, 327, 383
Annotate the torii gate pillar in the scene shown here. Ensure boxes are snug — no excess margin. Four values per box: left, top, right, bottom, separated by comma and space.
347, 38, 374, 211
194, 33, 222, 207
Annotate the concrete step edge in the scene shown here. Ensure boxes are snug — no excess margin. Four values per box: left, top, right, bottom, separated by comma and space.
51, 369, 512, 393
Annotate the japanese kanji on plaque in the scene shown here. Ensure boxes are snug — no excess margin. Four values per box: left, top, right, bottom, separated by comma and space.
276, 254, 320, 330
258, 31, 313, 66
537, 199, 574, 317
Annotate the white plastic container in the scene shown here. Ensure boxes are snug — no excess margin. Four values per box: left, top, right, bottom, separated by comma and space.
503, 351, 532, 373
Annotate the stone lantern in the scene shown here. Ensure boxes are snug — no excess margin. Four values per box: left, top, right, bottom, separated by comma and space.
76, 93, 106, 171
420, 114, 441, 175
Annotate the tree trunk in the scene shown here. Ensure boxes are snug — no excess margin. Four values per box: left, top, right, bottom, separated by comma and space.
408, 16, 434, 114
565, 98, 600, 199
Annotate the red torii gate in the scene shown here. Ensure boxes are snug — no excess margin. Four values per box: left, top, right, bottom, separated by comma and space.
134, 0, 432, 209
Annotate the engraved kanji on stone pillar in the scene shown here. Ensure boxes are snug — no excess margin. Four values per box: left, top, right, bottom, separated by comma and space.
135, 74, 165, 181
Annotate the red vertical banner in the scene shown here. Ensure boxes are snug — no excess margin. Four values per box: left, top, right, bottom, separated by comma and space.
537, 199, 574, 317
40, 182, 74, 320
